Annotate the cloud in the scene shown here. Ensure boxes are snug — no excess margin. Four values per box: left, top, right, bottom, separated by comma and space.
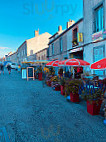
0, 47, 11, 57
0, 47, 9, 50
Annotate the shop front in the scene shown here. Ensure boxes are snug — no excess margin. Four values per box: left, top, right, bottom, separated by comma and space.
69, 47, 83, 59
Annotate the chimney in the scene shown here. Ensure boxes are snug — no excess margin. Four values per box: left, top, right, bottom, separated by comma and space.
35, 29, 39, 37
58, 25, 62, 32
67, 19, 75, 28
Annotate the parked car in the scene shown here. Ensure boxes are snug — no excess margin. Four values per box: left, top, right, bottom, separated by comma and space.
11, 63, 18, 70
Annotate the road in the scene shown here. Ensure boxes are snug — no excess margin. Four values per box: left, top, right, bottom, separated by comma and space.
0, 69, 106, 142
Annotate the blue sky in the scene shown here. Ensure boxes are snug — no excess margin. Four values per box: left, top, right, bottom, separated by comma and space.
0, 0, 83, 57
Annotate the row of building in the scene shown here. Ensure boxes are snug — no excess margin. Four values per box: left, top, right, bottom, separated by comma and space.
4, 0, 106, 77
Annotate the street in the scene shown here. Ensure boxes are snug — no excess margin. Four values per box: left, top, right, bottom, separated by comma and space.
0, 69, 106, 142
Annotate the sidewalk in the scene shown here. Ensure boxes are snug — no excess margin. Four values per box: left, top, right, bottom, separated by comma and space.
0, 69, 106, 142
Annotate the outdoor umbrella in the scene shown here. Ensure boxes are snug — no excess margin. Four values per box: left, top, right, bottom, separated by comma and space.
91, 58, 106, 70
46, 60, 59, 67
58, 58, 90, 78
58, 58, 90, 66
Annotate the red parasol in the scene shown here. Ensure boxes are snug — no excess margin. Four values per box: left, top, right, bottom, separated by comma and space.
46, 60, 59, 67
91, 58, 106, 70
58, 58, 90, 66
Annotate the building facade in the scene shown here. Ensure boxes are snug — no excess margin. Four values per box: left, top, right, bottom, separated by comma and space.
83, 0, 106, 77
6, 52, 17, 63
36, 48, 48, 60
17, 30, 51, 63
48, 19, 83, 61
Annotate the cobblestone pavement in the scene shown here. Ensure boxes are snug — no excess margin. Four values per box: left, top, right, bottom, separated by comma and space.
0, 69, 106, 142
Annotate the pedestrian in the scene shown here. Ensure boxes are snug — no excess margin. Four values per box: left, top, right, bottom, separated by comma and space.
1, 64, 4, 74
7, 64, 11, 74
0, 64, 1, 75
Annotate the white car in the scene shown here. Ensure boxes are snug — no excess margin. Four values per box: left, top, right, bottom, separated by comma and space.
10, 63, 18, 70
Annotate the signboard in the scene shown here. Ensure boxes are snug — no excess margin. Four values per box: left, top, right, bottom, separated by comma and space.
77, 33, 83, 42
70, 47, 83, 53
92, 30, 106, 42
27, 67, 34, 81
22, 69, 27, 79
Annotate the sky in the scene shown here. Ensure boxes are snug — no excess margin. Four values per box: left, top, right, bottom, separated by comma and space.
0, 0, 83, 58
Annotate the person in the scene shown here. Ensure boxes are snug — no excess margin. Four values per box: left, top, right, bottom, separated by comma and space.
7, 64, 11, 74
1, 64, 4, 74
0, 64, 1, 74
0, 63, 4, 74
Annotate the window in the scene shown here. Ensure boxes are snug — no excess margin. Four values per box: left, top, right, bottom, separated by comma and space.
47, 47, 49, 58
72, 28, 78, 46
52, 43, 54, 55
30, 50, 33, 55
94, 46, 104, 76
60, 38, 63, 52
94, 5, 103, 32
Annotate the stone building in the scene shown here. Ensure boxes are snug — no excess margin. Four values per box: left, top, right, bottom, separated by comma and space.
48, 19, 83, 60
36, 48, 48, 60
83, 0, 106, 77
6, 52, 17, 63
17, 30, 51, 63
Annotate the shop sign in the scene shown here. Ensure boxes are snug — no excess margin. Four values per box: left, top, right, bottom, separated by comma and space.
70, 47, 83, 53
92, 30, 106, 42
77, 33, 83, 42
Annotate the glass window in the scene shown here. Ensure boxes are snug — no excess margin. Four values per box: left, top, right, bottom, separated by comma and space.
94, 47, 104, 76
95, 5, 103, 32
52, 43, 54, 55
72, 28, 78, 46
60, 38, 63, 52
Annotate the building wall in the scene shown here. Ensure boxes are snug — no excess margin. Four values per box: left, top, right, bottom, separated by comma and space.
83, 0, 106, 77
67, 20, 83, 51
6, 52, 17, 63
17, 41, 27, 63
36, 49, 47, 60
49, 34, 68, 60
17, 32, 51, 63
27, 32, 51, 56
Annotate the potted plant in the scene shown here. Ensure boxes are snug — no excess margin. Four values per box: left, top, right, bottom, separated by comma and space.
58, 68, 63, 77
72, 38, 78, 46
37, 66, 43, 81
81, 85, 104, 115
64, 79, 82, 102
49, 67, 55, 76
51, 76, 60, 91
59, 77, 66, 95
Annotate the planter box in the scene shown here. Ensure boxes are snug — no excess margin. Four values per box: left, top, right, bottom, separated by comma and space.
38, 73, 42, 81
87, 100, 102, 115
70, 93, 79, 102
55, 86, 61, 91
60, 85, 65, 95
47, 80, 51, 87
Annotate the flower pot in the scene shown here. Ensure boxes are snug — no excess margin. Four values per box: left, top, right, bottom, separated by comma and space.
70, 92, 79, 102
47, 80, 51, 87
55, 86, 61, 91
38, 73, 42, 81
87, 100, 102, 115
60, 85, 65, 95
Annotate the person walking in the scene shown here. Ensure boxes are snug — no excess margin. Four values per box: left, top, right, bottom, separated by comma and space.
0, 63, 4, 74
7, 64, 11, 74
0, 64, 1, 75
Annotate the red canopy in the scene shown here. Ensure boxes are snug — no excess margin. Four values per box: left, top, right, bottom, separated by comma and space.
46, 60, 59, 67
58, 58, 90, 66
91, 58, 106, 70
